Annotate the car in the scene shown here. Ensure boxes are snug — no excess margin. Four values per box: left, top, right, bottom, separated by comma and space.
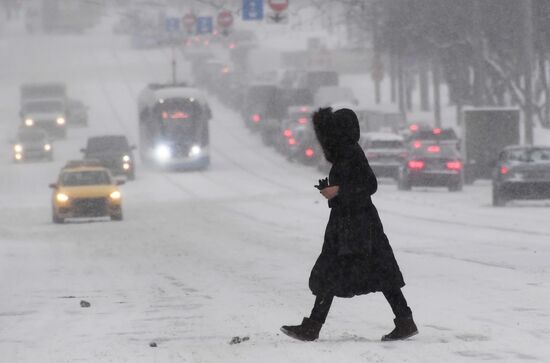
241, 84, 286, 143
492, 145, 550, 206
398, 142, 464, 191
360, 132, 407, 180
20, 99, 67, 138
402, 125, 459, 151
276, 105, 312, 152
49, 165, 124, 223
12, 128, 53, 162
66, 98, 88, 126
81, 135, 136, 180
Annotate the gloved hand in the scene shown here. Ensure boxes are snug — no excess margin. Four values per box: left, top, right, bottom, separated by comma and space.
314, 177, 329, 190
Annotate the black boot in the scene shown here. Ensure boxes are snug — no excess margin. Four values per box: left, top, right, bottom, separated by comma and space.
381, 316, 418, 341
280, 317, 322, 341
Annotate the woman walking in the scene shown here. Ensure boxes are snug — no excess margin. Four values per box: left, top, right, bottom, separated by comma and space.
281, 107, 418, 342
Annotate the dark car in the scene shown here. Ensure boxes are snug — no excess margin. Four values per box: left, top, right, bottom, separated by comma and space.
492, 145, 550, 206
360, 132, 407, 180
398, 142, 464, 191
242, 84, 287, 144
81, 135, 136, 180
12, 128, 53, 162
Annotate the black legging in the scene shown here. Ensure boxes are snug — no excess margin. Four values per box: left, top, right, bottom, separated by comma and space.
310, 289, 412, 324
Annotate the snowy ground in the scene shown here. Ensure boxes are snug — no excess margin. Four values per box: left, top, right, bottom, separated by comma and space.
1, 17, 550, 363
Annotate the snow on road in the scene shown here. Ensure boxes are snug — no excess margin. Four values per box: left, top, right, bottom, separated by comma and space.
1, 19, 550, 363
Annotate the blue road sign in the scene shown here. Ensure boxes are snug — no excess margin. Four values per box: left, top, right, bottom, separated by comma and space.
243, 0, 263, 21
196, 16, 213, 34
165, 17, 181, 32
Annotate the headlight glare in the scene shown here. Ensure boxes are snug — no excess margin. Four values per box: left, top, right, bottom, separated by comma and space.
14, 144, 23, 152
56, 117, 66, 125
189, 145, 201, 157
56, 193, 69, 202
44, 144, 51, 151
110, 191, 121, 199
25, 118, 34, 126
122, 155, 130, 162
155, 145, 171, 162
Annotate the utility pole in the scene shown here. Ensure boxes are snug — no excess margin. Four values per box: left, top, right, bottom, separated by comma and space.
472, 0, 485, 107
432, 55, 442, 127
523, 0, 535, 144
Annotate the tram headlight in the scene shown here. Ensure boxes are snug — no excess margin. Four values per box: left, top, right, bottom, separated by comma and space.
56, 117, 66, 125
25, 118, 34, 126
189, 145, 201, 157
122, 155, 131, 162
14, 144, 23, 153
155, 144, 171, 162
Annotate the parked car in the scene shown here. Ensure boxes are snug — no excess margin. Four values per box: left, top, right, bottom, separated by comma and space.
492, 145, 550, 206
49, 164, 124, 223
12, 128, 53, 162
398, 142, 464, 191
81, 135, 136, 180
360, 132, 407, 180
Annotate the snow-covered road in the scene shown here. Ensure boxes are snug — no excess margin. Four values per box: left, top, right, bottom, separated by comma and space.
1, 19, 550, 363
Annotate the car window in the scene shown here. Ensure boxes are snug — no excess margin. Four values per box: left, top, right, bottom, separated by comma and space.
412, 144, 459, 158
507, 148, 550, 162
60, 171, 111, 186
87, 137, 129, 152
24, 100, 63, 113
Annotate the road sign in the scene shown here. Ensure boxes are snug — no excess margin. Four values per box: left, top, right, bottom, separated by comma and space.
196, 16, 213, 34
165, 17, 181, 32
268, 0, 289, 12
217, 10, 233, 28
243, 0, 263, 21
182, 13, 196, 31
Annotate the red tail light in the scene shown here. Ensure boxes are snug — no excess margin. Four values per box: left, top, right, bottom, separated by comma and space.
228, 42, 236, 49
408, 160, 425, 170
298, 117, 308, 124
283, 129, 292, 138
413, 140, 422, 149
446, 161, 462, 170
433, 128, 442, 135
500, 166, 509, 175
409, 124, 419, 132
427, 145, 441, 153
305, 148, 315, 157
251, 114, 261, 123
288, 138, 296, 145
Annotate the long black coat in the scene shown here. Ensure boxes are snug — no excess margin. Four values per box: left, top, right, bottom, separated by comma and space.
308, 143, 406, 297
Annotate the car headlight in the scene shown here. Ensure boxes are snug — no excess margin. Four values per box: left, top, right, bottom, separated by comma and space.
14, 144, 23, 152
189, 145, 201, 157
56, 193, 69, 202
110, 191, 121, 199
44, 144, 51, 151
56, 117, 66, 125
122, 155, 131, 162
155, 144, 171, 162
25, 118, 34, 126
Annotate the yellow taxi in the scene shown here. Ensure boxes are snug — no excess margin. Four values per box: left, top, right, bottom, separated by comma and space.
49, 163, 124, 223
